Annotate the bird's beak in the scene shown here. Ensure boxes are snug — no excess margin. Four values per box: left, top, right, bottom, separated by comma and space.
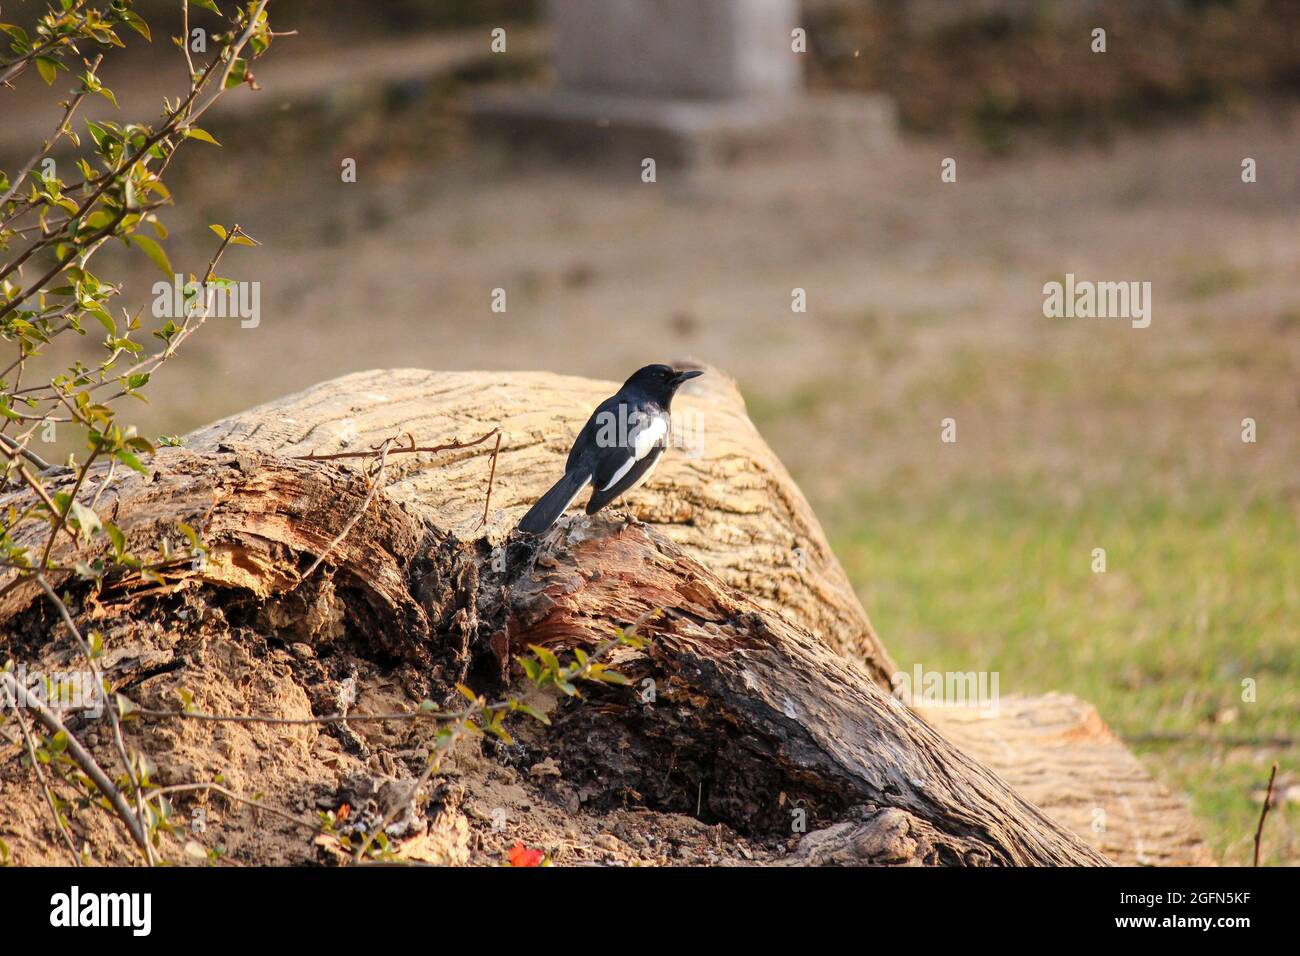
672, 369, 704, 386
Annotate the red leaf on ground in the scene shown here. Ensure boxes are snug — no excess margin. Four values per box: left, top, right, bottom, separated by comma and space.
508, 842, 544, 867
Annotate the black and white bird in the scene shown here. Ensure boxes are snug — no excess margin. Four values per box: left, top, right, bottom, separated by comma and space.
515, 364, 703, 535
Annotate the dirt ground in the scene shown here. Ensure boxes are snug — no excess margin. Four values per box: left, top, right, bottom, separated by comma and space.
0, 575, 772, 866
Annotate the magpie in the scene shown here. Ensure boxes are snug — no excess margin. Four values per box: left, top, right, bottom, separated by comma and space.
515, 364, 703, 534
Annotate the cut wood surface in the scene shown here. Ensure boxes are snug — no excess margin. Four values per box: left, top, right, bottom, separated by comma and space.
924, 695, 1215, 866
0, 366, 1211, 866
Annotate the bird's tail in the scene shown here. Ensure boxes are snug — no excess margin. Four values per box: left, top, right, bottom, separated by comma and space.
515, 470, 590, 535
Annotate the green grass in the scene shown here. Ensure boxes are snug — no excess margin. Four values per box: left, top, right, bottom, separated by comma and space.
828, 479, 1299, 865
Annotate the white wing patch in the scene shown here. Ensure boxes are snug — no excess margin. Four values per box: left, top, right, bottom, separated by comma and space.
634, 413, 668, 459
600, 412, 668, 491
600, 457, 635, 492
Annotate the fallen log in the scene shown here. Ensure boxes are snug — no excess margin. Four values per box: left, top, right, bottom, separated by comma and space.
0, 367, 1208, 866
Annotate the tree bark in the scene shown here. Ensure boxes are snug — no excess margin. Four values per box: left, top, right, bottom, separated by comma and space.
485, 516, 1109, 865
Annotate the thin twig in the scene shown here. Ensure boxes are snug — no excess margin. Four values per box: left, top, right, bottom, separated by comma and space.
95, 225, 237, 399
181, 1, 197, 79
39, 443, 100, 570
135, 702, 489, 726
1253, 762, 1278, 867
11, 704, 82, 865
291, 426, 502, 578
35, 574, 154, 864
0, 433, 55, 472
298, 438, 393, 583
12, 463, 80, 544
292, 427, 499, 463
186, 1, 270, 124
87, 457, 117, 512
0, 670, 147, 852
0, 53, 102, 210
145, 782, 320, 835
479, 430, 502, 529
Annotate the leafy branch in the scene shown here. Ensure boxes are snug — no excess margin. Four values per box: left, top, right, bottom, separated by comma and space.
0, 0, 276, 865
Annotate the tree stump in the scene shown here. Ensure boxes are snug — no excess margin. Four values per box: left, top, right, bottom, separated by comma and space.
0, 366, 1209, 866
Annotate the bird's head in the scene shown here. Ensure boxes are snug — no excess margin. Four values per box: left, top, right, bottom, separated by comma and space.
624, 364, 703, 403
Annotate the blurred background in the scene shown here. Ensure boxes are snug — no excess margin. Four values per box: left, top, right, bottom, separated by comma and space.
3, 0, 1297, 863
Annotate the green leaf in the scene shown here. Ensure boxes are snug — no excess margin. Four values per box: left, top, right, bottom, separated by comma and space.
184, 127, 221, 146
618, 631, 647, 649
115, 449, 148, 475
35, 56, 59, 85
121, 11, 151, 42
208, 224, 228, 240
177, 521, 201, 549
105, 523, 126, 558
223, 58, 247, 89
528, 644, 560, 673
69, 501, 101, 539
486, 715, 513, 744
0, 24, 30, 46
129, 235, 172, 278
85, 121, 109, 148
508, 701, 551, 725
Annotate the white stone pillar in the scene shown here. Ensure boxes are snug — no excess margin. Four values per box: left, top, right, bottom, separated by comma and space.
549, 0, 802, 101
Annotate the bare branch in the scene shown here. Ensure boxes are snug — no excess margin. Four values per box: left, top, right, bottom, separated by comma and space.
34, 574, 154, 864
0, 669, 147, 852
1253, 762, 1278, 867
10, 704, 82, 865
0, 433, 56, 473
